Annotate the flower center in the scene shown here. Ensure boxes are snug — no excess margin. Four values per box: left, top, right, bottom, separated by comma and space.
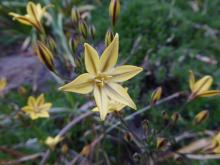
94, 74, 112, 87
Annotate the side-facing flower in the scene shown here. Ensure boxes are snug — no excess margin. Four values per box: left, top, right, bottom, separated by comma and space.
0, 78, 7, 93
150, 86, 162, 106
188, 70, 220, 100
9, 2, 50, 33
45, 136, 63, 150
22, 94, 52, 120
59, 34, 143, 120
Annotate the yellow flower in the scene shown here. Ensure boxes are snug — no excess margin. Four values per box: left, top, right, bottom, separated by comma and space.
59, 34, 143, 120
0, 78, 7, 92
188, 70, 220, 100
9, 2, 50, 33
45, 136, 63, 150
22, 94, 52, 120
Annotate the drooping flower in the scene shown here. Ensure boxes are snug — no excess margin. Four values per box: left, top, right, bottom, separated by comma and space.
22, 94, 52, 120
59, 34, 143, 120
0, 78, 7, 93
9, 2, 50, 33
188, 70, 220, 100
45, 136, 63, 150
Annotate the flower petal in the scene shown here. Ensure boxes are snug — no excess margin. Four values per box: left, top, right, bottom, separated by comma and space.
193, 76, 213, 94
189, 70, 195, 91
22, 106, 33, 113
28, 96, 36, 107
59, 73, 94, 94
39, 103, 52, 111
197, 90, 220, 97
36, 94, 45, 106
94, 86, 108, 120
100, 33, 119, 72
109, 65, 143, 82
9, 13, 32, 25
105, 83, 136, 110
84, 43, 100, 74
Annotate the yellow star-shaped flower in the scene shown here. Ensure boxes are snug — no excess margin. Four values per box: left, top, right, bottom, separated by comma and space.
22, 94, 52, 120
9, 2, 50, 33
59, 34, 143, 120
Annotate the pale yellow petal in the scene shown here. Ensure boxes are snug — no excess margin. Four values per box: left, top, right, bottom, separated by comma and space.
193, 76, 213, 94
28, 96, 36, 107
105, 83, 136, 110
84, 43, 100, 74
22, 106, 33, 113
109, 65, 143, 82
59, 73, 94, 94
189, 70, 195, 91
197, 90, 220, 97
9, 13, 33, 25
100, 33, 119, 72
30, 113, 39, 120
36, 94, 45, 106
38, 112, 50, 118
94, 86, 108, 120
91, 107, 99, 112
27, 2, 38, 20
39, 103, 52, 112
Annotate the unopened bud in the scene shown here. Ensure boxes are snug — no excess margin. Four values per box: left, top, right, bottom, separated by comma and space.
69, 35, 80, 53
109, 0, 120, 26
162, 111, 169, 121
156, 137, 168, 150
105, 29, 114, 47
34, 41, 55, 72
46, 36, 56, 50
78, 20, 89, 39
124, 132, 132, 142
89, 25, 96, 39
151, 87, 162, 106
171, 112, 180, 124
194, 110, 209, 124
71, 7, 80, 25
61, 144, 69, 154
80, 144, 91, 157
18, 86, 27, 96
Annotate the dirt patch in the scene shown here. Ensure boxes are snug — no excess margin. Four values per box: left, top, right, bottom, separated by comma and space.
0, 53, 53, 93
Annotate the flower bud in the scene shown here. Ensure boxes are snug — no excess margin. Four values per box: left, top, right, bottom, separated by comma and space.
124, 132, 132, 142
151, 87, 162, 106
109, 0, 120, 26
78, 20, 89, 39
0, 78, 7, 92
162, 111, 169, 121
34, 41, 55, 72
105, 28, 114, 47
171, 112, 180, 124
194, 110, 209, 124
71, 6, 80, 25
89, 25, 96, 39
80, 144, 91, 157
69, 35, 80, 53
18, 86, 27, 96
156, 137, 168, 150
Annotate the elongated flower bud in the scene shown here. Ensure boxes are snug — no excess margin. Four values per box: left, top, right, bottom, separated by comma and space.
194, 110, 209, 124
105, 28, 114, 47
109, 0, 120, 26
71, 7, 80, 25
151, 87, 162, 106
69, 35, 79, 53
34, 41, 55, 72
89, 25, 96, 39
171, 112, 180, 124
78, 20, 88, 39
156, 137, 168, 150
